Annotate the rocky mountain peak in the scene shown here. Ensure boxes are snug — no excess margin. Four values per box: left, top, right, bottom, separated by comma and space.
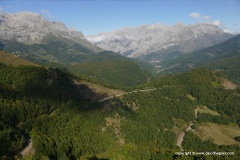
0, 11, 85, 42
87, 23, 232, 60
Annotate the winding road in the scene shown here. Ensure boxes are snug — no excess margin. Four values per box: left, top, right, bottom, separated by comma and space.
18, 88, 198, 154
98, 88, 156, 102
19, 139, 33, 156
176, 108, 199, 151
17, 88, 156, 156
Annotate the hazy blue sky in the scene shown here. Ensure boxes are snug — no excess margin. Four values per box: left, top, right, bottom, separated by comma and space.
0, 0, 240, 35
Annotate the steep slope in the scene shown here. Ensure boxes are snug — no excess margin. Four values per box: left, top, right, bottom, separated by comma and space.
1, 64, 239, 160
1, 40, 152, 87
0, 51, 38, 66
0, 34, 98, 64
47, 51, 152, 87
160, 34, 240, 83
0, 12, 152, 87
87, 23, 232, 61
0, 12, 102, 64
0, 12, 101, 53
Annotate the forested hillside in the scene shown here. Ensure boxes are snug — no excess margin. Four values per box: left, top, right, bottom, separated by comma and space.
0, 51, 38, 67
121, 68, 240, 159
42, 51, 152, 88
0, 63, 239, 159
0, 63, 90, 158
159, 34, 240, 84
0, 40, 152, 88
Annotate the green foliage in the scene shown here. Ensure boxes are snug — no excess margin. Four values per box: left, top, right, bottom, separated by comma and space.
0, 122, 25, 157
43, 51, 152, 88
1, 38, 153, 88
0, 63, 239, 159
0, 51, 38, 66
182, 132, 239, 160
234, 136, 240, 142
183, 132, 218, 151
70, 60, 150, 87
205, 54, 240, 84
1, 34, 96, 64
159, 35, 240, 84
0, 63, 87, 158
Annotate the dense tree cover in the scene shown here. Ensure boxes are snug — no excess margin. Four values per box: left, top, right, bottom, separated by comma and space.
2, 38, 153, 88
180, 132, 239, 160
43, 51, 152, 88
69, 60, 150, 87
124, 68, 240, 159
0, 63, 152, 159
0, 63, 239, 159
0, 51, 38, 67
0, 63, 87, 158
0, 122, 25, 158
205, 54, 240, 84
159, 35, 240, 84
2, 34, 95, 64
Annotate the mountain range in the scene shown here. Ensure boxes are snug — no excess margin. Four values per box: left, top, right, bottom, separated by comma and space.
0, 11, 104, 64
87, 23, 233, 61
0, 11, 239, 87
0, 12, 152, 87
0, 11, 101, 53
0, 10, 240, 160
159, 34, 240, 83
0, 11, 234, 65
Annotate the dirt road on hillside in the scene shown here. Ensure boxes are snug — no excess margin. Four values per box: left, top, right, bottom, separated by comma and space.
176, 108, 199, 151
98, 88, 156, 102
19, 139, 32, 156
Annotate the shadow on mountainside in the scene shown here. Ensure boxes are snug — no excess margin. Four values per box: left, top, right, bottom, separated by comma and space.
0, 65, 110, 112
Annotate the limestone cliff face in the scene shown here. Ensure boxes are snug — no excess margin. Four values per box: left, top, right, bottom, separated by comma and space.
0, 12, 84, 42
0, 11, 101, 53
87, 23, 233, 60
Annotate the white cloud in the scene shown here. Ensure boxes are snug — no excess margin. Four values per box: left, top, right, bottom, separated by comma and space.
0, 6, 4, 15
190, 12, 201, 18
87, 36, 106, 43
204, 16, 211, 20
213, 20, 221, 26
223, 29, 233, 34
189, 12, 223, 28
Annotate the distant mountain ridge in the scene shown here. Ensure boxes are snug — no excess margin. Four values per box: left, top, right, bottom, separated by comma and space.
87, 23, 233, 61
0, 11, 152, 87
0, 11, 101, 53
160, 34, 240, 69
159, 34, 240, 83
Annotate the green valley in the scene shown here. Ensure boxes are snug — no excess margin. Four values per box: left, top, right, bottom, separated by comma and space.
0, 7, 240, 160
0, 36, 152, 88
159, 34, 240, 84
0, 60, 239, 159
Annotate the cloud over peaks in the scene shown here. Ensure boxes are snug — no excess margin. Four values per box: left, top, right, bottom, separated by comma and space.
190, 12, 201, 18
189, 12, 221, 27
213, 20, 221, 26
223, 29, 232, 34
204, 16, 211, 20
